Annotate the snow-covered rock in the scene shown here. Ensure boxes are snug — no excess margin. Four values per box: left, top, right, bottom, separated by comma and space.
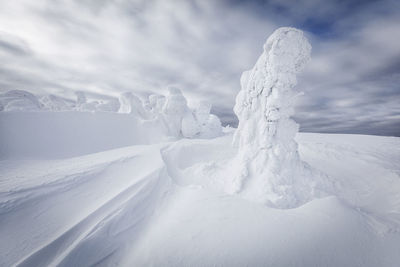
231, 27, 325, 208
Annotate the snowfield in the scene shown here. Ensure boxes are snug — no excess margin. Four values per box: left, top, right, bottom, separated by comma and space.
1, 27, 399, 266
1, 131, 399, 266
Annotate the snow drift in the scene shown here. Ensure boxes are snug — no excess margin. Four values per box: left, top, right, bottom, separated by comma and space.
1, 132, 399, 267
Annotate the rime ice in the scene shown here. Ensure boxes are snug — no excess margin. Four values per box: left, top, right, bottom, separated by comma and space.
161, 87, 222, 139
232, 27, 318, 208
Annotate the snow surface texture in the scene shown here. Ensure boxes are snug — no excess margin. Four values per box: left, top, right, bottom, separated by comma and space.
1, 132, 399, 266
232, 27, 328, 208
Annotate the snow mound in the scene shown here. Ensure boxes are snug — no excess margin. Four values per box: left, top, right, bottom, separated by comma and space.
231, 27, 329, 208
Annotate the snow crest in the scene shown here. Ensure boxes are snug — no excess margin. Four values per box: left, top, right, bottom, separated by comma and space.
231, 27, 327, 208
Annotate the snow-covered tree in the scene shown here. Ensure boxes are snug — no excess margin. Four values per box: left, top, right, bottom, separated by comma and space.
118, 92, 148, 118
75, 91, 87, 111
0, 90, 43, 111
232, 27, 317, 208
161, 87, 189, 137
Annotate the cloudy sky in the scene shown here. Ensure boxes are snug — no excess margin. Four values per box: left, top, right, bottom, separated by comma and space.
0, 0, 399, 136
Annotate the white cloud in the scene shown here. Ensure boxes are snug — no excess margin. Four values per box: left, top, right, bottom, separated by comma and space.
0, 0, 399, 135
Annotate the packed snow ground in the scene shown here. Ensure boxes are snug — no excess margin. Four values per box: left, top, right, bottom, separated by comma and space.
1, 131, 399, 267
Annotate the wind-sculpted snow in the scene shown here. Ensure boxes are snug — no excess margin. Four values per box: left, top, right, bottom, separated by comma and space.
0, 144, 171, 267
1, 131, 399, 266
231, 27, 329, 208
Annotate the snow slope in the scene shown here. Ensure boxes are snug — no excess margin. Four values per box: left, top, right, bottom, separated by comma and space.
0, 111, 167, 159
1, 132, 399, 266
1, 144, 170, 266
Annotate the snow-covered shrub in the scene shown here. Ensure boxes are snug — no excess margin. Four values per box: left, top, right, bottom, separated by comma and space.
231, 27, 324, 208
